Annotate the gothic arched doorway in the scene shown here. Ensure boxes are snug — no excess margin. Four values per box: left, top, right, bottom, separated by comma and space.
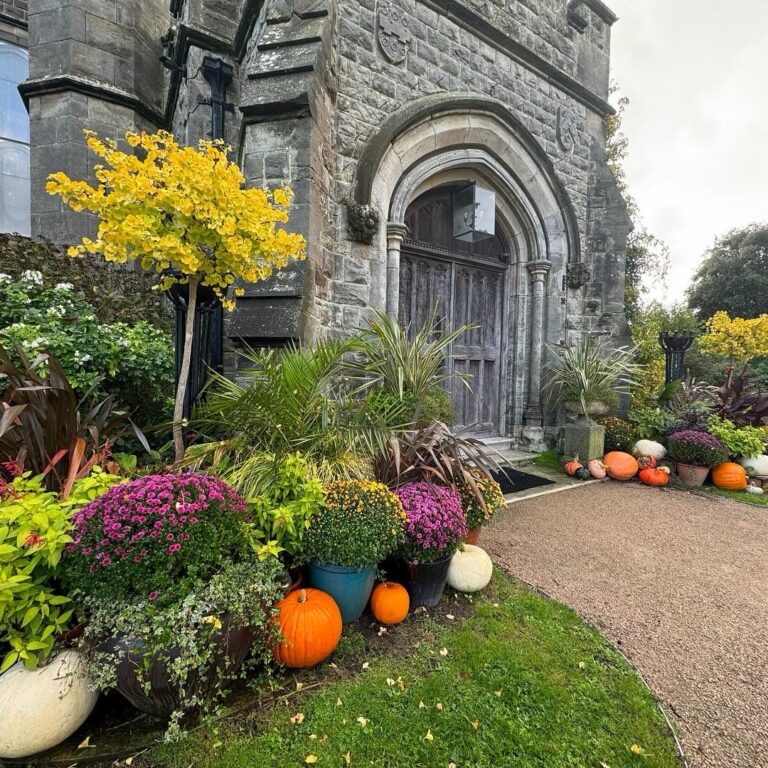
399, 185, 510, 435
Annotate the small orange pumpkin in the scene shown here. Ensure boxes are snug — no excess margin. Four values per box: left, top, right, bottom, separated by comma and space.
603, 451, 639, 481
637, 455, 658, 470
711, 462, 748, 491
274, 588, 342, 669
370, 581, 410, 625
639, 466, 671, 487
564, 458, 583, 476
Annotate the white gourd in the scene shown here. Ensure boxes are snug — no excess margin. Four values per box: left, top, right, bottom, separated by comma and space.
0, 651, 98, 759
740, 455, 768, 477
447, 544, 493, 593
633, 440, 666, 461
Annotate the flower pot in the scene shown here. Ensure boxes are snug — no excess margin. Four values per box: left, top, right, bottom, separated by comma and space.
404, 555, 453, 608
0, 651, 98, 759
564, 400, 610, 419
98, 616, 256, 719
308, 562, 375, 623
464, 527, 481, 545
675, 462, 711, 487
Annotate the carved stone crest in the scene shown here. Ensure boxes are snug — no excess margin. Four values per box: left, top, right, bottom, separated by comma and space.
377, 2, 411, 64
566, 263, 592, 290
557, 106, 577, 153
346, 201, 380, 244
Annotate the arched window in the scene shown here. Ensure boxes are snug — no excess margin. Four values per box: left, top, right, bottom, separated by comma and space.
0, 41, 30, 236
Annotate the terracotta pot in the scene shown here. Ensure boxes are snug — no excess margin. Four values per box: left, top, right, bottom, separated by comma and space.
676, 462, 711, 487
464, 527, 481, 545
98, 615, 256, 719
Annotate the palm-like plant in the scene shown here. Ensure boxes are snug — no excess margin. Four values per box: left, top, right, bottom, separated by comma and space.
190, 339, 412, 491
346, 310, 471, 416
544, 336, 640, 421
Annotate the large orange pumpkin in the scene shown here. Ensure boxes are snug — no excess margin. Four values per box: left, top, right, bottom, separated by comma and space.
712, 462, 748, 491
274, 588, 342, 669
603, 451, 639, 481
370, 581, 410, 625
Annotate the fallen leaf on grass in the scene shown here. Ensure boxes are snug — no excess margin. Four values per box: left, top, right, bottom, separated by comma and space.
296, 682, 304, 691
305, 756, 318, 764
362, 662, 370, 670
396, 676, 405, 691
291, 712, 305, 724
578, 661, 586, 670
77, 737, 95, 750
386, 678, 396, 687
439, 647, 449, 657
435, 702, 443, 711
424, 729, 434, 742
309, 734, 317, 740
343, 752, 351, 765
356, 716, 369, 727
336, 698, 343, 707
377, 626, 388, 636
446, 614, 455, 620
630, 744, 645, 755
124, 759, 134, 767
470, 720, 480, 730
418, 701, 426, 709
494, 690, 503, 697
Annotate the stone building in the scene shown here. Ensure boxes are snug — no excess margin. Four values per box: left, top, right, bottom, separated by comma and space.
2, 0, 631, 447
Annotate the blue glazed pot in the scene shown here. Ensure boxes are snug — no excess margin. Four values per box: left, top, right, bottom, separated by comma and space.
308, 562, 375, 623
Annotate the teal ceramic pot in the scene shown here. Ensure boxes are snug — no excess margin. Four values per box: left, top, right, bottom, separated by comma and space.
308, 562, 375, 623
405, 555, 452, 608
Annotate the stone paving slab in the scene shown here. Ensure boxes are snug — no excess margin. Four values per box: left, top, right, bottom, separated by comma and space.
484, 482, 768, 768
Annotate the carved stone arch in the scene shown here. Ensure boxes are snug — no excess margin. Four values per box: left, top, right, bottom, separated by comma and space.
352, 92, 582, 265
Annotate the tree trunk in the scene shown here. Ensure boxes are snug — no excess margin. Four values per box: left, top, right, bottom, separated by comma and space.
172, 275, 200, 464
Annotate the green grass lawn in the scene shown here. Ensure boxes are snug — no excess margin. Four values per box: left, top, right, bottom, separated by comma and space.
700, 485, 768, 507
154, 573, 680, 768
531, 449, 562, 471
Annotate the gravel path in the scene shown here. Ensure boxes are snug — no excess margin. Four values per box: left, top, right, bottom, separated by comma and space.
484, 482, 768, 768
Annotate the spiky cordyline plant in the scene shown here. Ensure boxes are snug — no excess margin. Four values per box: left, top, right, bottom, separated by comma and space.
346, 309, 472, 413
189, 339, 412, 493
544, 335, 640, 421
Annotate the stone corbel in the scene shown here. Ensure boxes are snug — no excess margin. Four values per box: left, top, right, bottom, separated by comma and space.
566, 263, 592, 290
346, 200, 380, 245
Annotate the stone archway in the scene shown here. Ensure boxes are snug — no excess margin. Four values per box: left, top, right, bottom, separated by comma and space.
353, 94, 581, 441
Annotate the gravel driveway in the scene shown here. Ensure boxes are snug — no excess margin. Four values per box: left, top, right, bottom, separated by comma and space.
484, 482, 768, 768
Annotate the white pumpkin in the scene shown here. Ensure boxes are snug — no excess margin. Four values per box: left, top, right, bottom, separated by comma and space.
746, 484, 765, 496
740, 455, 768, 478
447, 544, 493, 593
0, 651, 98, 759
633, 440, 666, 461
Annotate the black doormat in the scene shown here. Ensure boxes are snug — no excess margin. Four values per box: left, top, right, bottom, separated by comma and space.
490, 466, 556, 495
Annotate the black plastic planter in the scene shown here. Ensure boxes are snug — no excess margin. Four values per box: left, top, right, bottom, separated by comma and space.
405, 555, 452, 608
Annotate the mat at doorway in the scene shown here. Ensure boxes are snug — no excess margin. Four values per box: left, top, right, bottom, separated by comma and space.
491, 466, 556, 495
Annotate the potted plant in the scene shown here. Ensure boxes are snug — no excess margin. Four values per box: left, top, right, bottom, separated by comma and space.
60, 473, 283, 734
666, 431, 728, 486
458, 470, 506, 545
304, 480, 404, 623
396, 481, 467, 608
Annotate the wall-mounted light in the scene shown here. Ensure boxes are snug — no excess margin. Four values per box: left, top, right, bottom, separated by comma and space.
452, 183, 496, 243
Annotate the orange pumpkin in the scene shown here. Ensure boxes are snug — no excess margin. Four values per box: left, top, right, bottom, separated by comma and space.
274, 588, 342, 669
637, 455, 658, 470
603, 451, 639, 481
564, 458, 583, 476
639, 466, 670, 487
370, 581, 410, 625
711, 462, 748, 491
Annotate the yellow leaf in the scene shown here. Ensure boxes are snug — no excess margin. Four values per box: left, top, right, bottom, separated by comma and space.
630, 744, 645, 755
336, 698, 343, 707
343, 752, 351, 765
471, 720, 480, 730
494, 690, 503, 697
419, 701, 426, 709
296, 682, 304, 691
578, 661, 586, 670
309, 734, 317, 740
125, 759, 134, 766
77, 737, 94, 750
386, 678, 396, 687
291, 712, 305, 724
446, 614, 455, 620
439, 647, 449, 657
424, 729, 434, 742
362, 662, 370, 670
305, 756, 318, 764
435, 702, 443, 711
356, 716, 369, 727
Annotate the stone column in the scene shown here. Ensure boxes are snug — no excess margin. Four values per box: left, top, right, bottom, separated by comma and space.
525, 260, 552, 425
385, 222, 409, 319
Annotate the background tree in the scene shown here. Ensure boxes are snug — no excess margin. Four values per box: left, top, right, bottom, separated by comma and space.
687, 224, 768, 321
47, 130, 306, 462
605, 91, 670, 322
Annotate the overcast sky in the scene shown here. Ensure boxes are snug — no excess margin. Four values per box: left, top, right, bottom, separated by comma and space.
607, 0, 768, 305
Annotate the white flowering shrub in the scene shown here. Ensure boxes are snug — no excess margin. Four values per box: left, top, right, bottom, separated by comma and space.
0, 271, 174, 423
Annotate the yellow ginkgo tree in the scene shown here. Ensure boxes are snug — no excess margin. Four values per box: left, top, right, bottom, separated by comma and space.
47, 130, 306, 462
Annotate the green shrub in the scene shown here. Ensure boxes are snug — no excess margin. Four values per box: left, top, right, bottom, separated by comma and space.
304, 480, 404, 568
0, 270, 174, 423
707, 416, 766, 459
0, 468, 122, 671
596, 416, 635, 452
366, 386, 455, 429
627, 406, 670, 442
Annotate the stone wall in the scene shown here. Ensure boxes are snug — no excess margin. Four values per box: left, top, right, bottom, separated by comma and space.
0, 0, 26, 44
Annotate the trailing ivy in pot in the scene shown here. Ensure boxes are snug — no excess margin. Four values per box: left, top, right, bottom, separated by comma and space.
60, 472, 283, 738
304, 480, 404, 623
457, 469, 505, 545
396, 482, 467, 608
